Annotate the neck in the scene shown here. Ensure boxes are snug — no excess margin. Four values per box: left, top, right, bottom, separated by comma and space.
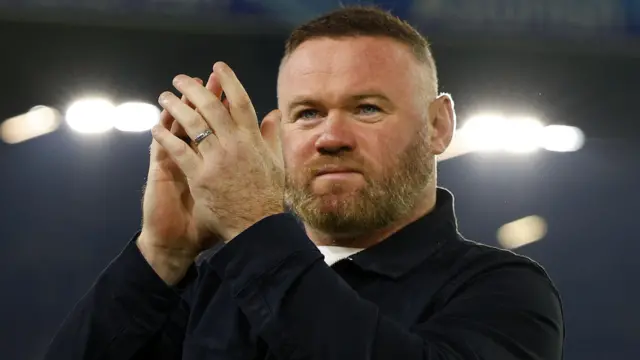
305, 186, 437, 248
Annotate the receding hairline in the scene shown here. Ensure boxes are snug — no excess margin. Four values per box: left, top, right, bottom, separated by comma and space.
283, 6, 433, 60
278, 34, 438, 99
283, 33, 428, 59
278, 6, 438, 97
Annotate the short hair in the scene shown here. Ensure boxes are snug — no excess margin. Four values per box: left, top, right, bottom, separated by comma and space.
282, 6, 438, 95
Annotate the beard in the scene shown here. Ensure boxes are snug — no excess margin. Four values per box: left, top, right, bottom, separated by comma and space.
284, 124, 434, 236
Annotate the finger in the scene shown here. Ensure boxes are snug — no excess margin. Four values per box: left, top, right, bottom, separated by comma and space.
157, 94, 193, 152
205, 72, 223, 99
158, 91, 218, 150
183, 77, 203, 109
177, 77, 212, 150
260, 109, 283, 159
186, 76, 217, 154
172, 74, 234, 138
159, 108, 173, 130
205, 72, 231, 113
179, 77, 205, 135
205, 73, 231, 111
160, 77, 202, 130
154, 104, 185, 162
213, 62, 258, 130
161, 77, 203, 140
172, 94, 192, 143
151, 124, 201, 179
153, 77, 204, 161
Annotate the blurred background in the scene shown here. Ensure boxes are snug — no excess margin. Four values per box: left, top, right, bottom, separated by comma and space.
0, 1, 638, 359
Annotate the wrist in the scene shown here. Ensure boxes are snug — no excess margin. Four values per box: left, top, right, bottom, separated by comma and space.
136, 234, 197, 286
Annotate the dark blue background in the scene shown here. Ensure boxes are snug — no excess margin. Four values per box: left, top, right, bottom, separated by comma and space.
0, 2, 639, 359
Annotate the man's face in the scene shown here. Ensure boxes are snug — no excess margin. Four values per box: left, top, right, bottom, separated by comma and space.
277, 36, 437, 235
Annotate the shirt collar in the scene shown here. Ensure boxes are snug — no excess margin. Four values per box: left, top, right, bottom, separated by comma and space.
347, 187, 459, 279
317, 246, 363, 266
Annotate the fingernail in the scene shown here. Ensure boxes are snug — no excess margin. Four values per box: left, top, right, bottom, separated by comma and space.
173, 75, 185, 86
158, 92, 170, 104
213, 62, 225, 73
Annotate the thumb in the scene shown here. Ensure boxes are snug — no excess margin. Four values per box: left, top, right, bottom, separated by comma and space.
260, 109, 283, 160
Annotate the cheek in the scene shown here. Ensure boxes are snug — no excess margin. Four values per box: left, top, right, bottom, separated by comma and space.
282, 131, 313, 170
360, 130, 405, 173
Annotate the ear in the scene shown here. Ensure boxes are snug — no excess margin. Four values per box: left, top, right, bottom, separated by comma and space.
428, 93, 456, 155
260, 109, 283, 160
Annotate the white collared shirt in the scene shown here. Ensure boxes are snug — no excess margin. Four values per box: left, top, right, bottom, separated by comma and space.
317, 245, 364, 267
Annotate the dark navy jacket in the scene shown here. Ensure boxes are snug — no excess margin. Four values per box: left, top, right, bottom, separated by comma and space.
44, 189, 564, 359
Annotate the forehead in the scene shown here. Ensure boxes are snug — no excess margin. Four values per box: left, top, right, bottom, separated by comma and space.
278, 36, 423, 102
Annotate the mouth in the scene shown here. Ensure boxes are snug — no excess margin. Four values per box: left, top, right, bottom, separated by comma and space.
315, 167, 361, 177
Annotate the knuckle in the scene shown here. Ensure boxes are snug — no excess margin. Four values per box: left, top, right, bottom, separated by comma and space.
234, 94, 253, 110
174, 141, 191, 157
188, 112, 202, 127
201, 99, 220, 115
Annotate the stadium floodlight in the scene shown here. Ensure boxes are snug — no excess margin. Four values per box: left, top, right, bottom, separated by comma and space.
459, 114, 509, 152
0, 106, 61, 144
113, 102, 161, 132
501, 116, 545, 154
65, 98, 115, 134
459, 114, 545, 153
540, 125, 585, 152
497, 215, 548, 250
456, 113, 585, 157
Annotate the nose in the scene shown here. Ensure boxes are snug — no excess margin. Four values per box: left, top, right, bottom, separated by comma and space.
314, 111, 357, 156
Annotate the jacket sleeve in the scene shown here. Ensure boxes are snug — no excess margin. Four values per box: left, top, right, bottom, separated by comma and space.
210, 213, 564, 360
43, 236, 200, 360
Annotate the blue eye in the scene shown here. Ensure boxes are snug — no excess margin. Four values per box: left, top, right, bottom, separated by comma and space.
296, 109, 320, 120
358, 104, 381, 115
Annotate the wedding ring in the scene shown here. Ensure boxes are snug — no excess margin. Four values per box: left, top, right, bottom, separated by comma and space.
193, 129, 214, 145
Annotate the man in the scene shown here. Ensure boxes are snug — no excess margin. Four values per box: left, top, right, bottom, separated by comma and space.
45, 6, 564, 360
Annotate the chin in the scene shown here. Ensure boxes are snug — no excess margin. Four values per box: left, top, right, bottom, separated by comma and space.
314, 186, 359, 199
312, 179, 364, 196
311, 193, 356, 211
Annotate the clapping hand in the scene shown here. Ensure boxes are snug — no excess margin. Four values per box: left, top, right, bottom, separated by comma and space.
151, 62, 284, 248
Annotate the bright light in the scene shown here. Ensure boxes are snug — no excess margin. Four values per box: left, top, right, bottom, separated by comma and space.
459, 114, 585, 155
65, 98, 115, 134
113, 102, 161, 132
460, 114, 545, 153
1, 106, 61, 144
460, 114, 508, 151
540, 125, 585, 152
497, 215, 548, 250
502, 116, 545, 153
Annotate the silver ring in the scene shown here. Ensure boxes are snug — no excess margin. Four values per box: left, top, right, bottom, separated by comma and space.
193, 129, 214, 145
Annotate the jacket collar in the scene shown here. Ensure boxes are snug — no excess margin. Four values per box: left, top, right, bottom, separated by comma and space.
348, 187, 459, 279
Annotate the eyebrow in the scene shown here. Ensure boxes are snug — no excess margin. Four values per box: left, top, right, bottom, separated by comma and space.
287, 93, 392, 113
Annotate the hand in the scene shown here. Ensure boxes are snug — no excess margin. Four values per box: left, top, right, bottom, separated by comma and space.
152, 62, 285, 243
138, 73, 224, 285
